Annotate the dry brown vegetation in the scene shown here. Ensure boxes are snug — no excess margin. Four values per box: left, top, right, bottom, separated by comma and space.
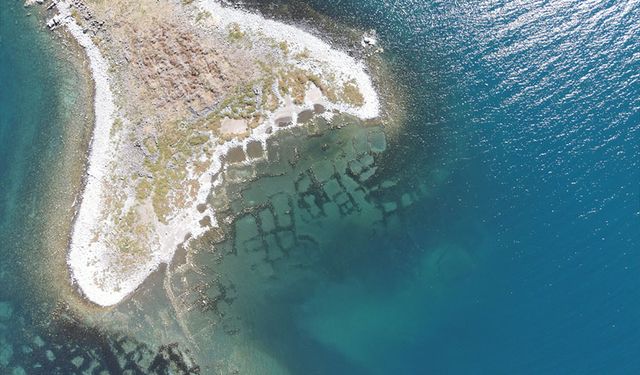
74, 0, 370, 258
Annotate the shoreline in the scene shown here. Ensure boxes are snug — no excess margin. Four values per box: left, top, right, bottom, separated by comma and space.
53, 1, 119, 305
0, 0, 100, 323
59, 0, 382, 307
195, 0, 380, 120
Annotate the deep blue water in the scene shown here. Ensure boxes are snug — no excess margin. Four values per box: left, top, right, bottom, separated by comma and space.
1, 0, 639, 374
236, 0, 639, 373
296, 0, 640, 373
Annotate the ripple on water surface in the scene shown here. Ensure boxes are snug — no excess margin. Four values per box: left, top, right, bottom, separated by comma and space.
1, 0, 639, 373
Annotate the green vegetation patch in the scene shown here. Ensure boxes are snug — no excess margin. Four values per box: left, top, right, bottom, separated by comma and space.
136, 178, 152, 200
342, 81, 365, 107
217, 83, 260, 119
113, 209, 151, 257
228, 23, 245, 42
71, 9, 82, 25
189, 134, 209, 146
307, 73, 338, 103
195, 10, 211, 23
140, 120, 195, 223
294, 48, 311, 60
110, 117, 123, 138
278, 41, 290, 56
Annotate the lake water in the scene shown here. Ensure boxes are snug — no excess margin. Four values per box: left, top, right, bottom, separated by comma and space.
0, 0, 638, 373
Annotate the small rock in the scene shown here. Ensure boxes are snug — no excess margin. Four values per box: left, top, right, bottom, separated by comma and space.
382, 201, 398, 213
71, 356, 84, 368
33, 336, 45, 348
46, 349, 56, 361
0, 340, 13, 366
84, 359, 100, 374
361, 34, 377, 47
0, 302, 13, 320
12, 367, 26, 375
46, 14, 63, 30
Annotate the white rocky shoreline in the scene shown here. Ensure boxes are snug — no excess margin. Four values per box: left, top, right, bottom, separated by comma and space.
48, 1, 119, 306
47, 0, 381, 307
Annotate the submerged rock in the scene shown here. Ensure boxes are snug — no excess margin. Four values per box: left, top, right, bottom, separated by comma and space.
71, 355, 84, 368
0, 339, 13, 366
276, 116, 293, 127
0, 302, 13, 320
33, 336, 45, 348
297, 109, 314, 123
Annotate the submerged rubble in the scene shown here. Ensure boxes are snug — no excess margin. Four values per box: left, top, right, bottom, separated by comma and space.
0, 300, 200, 374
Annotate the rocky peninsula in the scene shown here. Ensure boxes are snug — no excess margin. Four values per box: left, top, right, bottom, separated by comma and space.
33, 0, 382, 307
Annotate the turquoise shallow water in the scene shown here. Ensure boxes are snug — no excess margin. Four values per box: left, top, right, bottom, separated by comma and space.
0, 2, 63, 294
2, 0, 639, 374
0, 2, 67, 370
